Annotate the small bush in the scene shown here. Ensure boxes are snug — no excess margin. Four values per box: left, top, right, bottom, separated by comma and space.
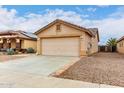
7, 48, 15, 55
27, 48, 35, 53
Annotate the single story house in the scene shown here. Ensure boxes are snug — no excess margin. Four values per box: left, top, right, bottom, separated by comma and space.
35, 19, 99, 57
0, 30, 37, 52
117, 36, 124, 53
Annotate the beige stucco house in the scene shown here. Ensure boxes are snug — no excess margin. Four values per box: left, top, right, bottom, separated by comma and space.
35, 19, 99, 57
117, 36, 124, 54
0, 30, 37, 52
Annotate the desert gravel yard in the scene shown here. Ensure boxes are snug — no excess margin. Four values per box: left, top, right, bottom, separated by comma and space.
55, 52, 124, 87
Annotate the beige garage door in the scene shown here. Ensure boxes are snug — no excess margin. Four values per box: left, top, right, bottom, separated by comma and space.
42, 37, 80, 56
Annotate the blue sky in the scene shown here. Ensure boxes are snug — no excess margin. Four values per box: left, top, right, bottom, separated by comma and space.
1, 5, 124, 44
3, 5, 119, 19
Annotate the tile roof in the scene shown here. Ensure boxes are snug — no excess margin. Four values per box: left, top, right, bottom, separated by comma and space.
88, 28, 98, 36
0, 30, 37, 40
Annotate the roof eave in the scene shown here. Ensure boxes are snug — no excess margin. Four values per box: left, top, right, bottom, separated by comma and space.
117, 36, 124, 43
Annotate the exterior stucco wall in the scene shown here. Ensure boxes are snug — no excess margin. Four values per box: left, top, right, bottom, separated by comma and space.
37, 24, 82, 37
37, 25, 56, 37
117, 40, 124, 54
83, 33, 98, 55
80, 33, 88, 56
85, 33, 92, 55
36, 38, 41, 54
23, 40, 37, 51
91, 34, 99, 54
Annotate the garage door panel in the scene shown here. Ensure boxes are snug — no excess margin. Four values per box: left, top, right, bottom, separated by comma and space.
42, 37, 80, 56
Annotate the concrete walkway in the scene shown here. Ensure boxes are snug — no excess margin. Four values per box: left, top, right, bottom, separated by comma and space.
0, 69, 119, 88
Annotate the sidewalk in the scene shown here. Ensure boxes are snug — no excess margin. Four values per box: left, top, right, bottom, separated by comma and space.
0, 69, 119, 88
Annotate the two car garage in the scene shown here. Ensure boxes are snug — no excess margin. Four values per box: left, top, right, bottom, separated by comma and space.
42, 37, 80, 56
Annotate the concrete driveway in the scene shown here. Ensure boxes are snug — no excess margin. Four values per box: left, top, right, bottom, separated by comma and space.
0, 55, 119, 88
0, 55, 79, 76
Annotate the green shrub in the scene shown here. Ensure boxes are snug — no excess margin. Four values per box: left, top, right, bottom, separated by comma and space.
7, 48, 15, 55
27, 48, 35, 53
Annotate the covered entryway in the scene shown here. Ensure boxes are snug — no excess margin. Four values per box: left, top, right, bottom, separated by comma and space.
42, 37, 80, 56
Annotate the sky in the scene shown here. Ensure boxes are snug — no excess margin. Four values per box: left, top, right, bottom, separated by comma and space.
0, 5, 124, 45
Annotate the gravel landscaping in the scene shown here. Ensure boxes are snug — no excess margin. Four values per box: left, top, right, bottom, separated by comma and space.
55, 52, 124, 87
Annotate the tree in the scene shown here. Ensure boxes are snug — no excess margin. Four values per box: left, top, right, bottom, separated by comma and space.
106, 38, 117, 46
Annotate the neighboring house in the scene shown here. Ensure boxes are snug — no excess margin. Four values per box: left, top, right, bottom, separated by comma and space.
0, 30, 37, 51
35, 19, 99, 57
117, 36, 124, 53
